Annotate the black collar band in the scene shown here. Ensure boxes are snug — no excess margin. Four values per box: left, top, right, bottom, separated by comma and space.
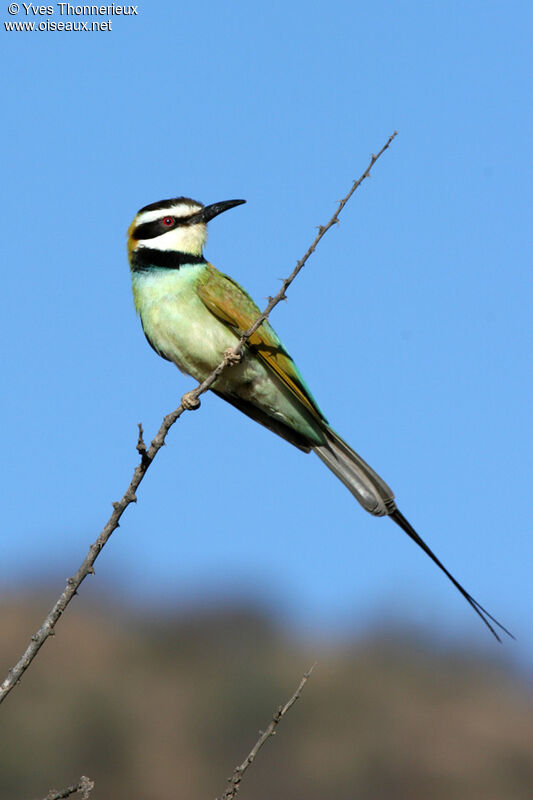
131, 248, 206, 272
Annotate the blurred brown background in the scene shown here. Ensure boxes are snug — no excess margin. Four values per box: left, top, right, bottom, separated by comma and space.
1, 595, 532, 800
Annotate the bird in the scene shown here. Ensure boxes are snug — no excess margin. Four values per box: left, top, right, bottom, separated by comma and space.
127, 195, 511, 642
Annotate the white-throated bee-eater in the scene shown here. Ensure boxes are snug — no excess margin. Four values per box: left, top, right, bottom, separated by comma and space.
128, 196, 511, 642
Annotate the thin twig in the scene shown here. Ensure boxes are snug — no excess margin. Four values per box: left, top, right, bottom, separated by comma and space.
0, 132, 397, 705
235, 131, 398, 347
41, 775, 94, 800
217, 665, 315, 800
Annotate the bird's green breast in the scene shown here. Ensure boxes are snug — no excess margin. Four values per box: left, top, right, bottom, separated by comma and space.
131, 263, 238, 381
130, 259, 325, 445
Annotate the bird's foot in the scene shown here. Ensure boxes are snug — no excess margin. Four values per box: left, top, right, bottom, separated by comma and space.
224, 348, 242, 366
181, 391, 201, 411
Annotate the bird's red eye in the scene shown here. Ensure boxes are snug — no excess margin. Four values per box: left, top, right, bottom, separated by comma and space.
162, 216, 174, 227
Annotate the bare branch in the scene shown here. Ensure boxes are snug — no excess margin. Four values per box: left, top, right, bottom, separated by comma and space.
41, 775, 94, 800
217, 665, 315, 800
234, 131, 398, 347
0, 132, 397, 705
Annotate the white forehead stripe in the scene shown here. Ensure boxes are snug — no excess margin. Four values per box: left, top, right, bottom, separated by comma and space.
135, 202, 203, 226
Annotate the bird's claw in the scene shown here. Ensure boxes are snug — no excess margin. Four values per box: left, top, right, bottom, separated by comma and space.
181, 391, 201, 411
224, 348, 242, 366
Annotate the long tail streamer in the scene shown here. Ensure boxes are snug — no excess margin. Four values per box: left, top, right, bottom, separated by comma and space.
390, 509, 514, 642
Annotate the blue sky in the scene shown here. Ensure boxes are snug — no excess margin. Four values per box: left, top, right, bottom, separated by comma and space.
2, 1, 531, 664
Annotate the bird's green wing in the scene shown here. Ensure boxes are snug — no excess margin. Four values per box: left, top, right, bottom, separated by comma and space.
197, 263, 326, 423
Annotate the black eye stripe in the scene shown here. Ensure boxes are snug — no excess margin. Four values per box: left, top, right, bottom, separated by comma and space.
133, 214, 199, 240
132, 220, 164, 240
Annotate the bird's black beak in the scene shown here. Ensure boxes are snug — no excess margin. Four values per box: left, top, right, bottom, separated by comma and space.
197, 198, 246, 223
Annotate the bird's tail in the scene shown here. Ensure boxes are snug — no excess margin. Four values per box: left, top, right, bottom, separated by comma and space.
312, 427, 513, 642
313, 427, 396, 517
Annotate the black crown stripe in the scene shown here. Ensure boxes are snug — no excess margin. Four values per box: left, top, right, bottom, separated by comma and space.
137, 196, 202, 214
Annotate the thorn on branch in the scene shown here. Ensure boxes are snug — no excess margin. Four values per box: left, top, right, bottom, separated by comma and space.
79, 775, 95, 800
136, 423, 147, 456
